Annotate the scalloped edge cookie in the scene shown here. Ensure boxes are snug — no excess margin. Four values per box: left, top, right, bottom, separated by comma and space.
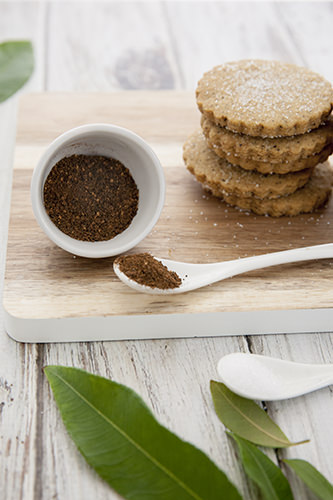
204, 163, 333, 217
201, 114, 333, 164
196, 60, 333, 138
206, 139, 333, 174
183, 131, 314, 200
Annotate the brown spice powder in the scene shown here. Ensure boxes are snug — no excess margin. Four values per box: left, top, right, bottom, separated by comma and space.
43, 154, 139, 242
116, 253, 182, 289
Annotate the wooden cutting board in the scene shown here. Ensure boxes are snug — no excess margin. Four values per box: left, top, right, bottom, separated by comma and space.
3, 92, 333, 342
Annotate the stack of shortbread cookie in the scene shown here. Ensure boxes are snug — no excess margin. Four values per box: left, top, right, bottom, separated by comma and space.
184, 60, 333, 216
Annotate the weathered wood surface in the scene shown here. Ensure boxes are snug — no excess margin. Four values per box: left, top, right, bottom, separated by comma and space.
0, 2, 332, 499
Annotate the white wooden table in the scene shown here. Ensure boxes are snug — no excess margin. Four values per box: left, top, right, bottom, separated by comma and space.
0, 2, 332, 499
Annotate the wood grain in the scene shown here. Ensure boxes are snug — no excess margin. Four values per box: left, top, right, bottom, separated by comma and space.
4, 92, 333, 324
46, 2, 182, 91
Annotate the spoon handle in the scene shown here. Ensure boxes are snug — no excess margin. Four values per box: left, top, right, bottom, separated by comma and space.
216, 243, 333, 280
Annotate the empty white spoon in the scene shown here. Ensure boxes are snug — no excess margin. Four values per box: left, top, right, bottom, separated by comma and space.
217, 352, 333, 401
113, 243, 333, 294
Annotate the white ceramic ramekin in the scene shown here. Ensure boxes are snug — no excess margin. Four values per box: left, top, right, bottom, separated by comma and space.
31, 123, 165, 258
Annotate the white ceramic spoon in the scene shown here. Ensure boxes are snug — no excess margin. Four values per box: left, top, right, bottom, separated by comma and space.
217, 352, 333, 401
113, 243, 333, 295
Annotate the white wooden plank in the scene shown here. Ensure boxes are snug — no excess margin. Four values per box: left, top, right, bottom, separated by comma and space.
0, 0, 46, 92
163, 1, 304, 89
46, 1, 183, 90
274, 1, 333, 81
163, 1, 333, 88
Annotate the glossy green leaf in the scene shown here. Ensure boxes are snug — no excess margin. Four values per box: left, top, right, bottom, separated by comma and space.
0, 41, 34, 102
284, 459, 333, 500
210, 381, 308, 448
229, 433, 293, 500
45, 366, 242, 500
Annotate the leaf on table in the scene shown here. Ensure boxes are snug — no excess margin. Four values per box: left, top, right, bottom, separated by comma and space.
284, 459, 333, 500
0, 41, 34, 103
229, 433, 294, 500
210, 381, 308, 448
45, 366, 242, 500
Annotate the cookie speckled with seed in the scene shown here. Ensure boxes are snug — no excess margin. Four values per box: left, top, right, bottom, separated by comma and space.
201, 114, 333, 164
206, 138, 333, 174
196, 60, 333, 138
205, 162, 333, 217
183, 131, 314, 200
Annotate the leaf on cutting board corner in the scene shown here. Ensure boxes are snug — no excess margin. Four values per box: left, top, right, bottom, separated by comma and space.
44, 365, 243, 500
229, 432, 294, 500
0, 40, 34, 103
210, 380, 309, 449
284, 458, 333, 500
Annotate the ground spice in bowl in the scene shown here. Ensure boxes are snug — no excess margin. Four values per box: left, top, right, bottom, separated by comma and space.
115, 253, 182, 289
43, 154, 139, 242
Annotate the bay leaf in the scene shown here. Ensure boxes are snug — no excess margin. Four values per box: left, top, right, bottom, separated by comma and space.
0, 40, 34, 103
229, 433, 293, 500
284, 459, 333, 500
45, 366, 242, 500
210, 381, 308, 448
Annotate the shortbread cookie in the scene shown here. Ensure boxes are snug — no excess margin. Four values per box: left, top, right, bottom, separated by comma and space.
183, 131, 313, 200
204, 163, 333, 217
201, 114, 333, 164
206, 139, 333, 174
196, 60, 333, 137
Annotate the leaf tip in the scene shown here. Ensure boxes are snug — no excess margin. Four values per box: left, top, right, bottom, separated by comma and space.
209, 379, 220, 392
43, 365, 53, 381
43, 365, 64, 382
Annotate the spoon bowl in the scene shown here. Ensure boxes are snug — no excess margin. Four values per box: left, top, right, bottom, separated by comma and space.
217, 353, 333, 401
113, 258, 210, 294
113, 243, 333, 294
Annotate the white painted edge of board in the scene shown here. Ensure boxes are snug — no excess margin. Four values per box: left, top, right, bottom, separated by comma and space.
3, 307, 333, 343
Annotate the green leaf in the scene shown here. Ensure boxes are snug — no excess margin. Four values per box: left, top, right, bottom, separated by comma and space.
45, 366, 242, 500
210, 381, 308, 448
0, 41, 34, 103
284, 459, 333, 500
229, 433, 293, 500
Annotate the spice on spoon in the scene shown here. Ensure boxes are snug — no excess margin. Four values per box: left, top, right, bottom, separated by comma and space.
43, 154, 138, 242
115, 253, 182, 289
